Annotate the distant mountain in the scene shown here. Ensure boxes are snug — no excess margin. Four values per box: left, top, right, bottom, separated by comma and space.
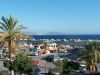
45, 32, 67, 35
23, 32, 44, 35
24, 31, 67, 35
23, 31, 100, 35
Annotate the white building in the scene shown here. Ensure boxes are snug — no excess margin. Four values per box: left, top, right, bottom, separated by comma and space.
47, 43, 58, 52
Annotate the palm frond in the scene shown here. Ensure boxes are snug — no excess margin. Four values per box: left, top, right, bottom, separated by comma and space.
0, 33, 8, 40
0, 41, 5, 47
13, 19, 19, 28
14, 32, 30, 39
0, 25, 7, 31
15, 25, 27, 31
1, 16, 9, 31
0, 22, 8, 31
8, 16, 14, 31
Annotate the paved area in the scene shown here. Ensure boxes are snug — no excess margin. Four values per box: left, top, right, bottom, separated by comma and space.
31, 52, 70, 74
32, 53, 56, 73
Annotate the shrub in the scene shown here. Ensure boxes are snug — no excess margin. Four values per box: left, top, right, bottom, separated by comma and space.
0, 71, 8, 75
3, 53, 35, 74
54, 59, 80, 74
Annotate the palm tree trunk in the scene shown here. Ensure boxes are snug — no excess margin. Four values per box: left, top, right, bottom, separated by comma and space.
94, 49, 97, 63
8, 39, 12, 59
8, 39, 15, 75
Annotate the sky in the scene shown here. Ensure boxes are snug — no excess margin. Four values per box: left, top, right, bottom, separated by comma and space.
0, 0, 100, 34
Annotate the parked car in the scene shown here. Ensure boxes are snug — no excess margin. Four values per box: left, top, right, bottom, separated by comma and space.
32, 51, 39, 56
48, 68, 54, 75
34, 66, 41, 75
79, 63, 87, 73
59, 54, 71, 61
59, 49, 67, 53
44, 55, 62, 62
48, 68, 60, 75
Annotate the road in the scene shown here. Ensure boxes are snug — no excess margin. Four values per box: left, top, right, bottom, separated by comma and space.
32, 53, 56, 73
31, 52, 69, 74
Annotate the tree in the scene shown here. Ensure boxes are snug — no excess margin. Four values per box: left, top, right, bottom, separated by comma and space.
4, 53, 35, 75
54, 59, 79, 74
81, 42, 100, 72
43, 42, 48, 53
0, 16, 28, 59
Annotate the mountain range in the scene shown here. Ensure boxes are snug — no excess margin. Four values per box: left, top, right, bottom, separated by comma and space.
24, 32, 67, 35
45, 32, 67, 35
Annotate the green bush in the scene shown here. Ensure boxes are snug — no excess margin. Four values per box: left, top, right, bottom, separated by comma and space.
3, 53, 35, 74
0, 71, 8, 75
54, 59, 79, 74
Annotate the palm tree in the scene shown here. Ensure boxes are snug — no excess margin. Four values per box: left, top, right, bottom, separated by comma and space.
43, 42, 48, 53
82, 42, 100, 72
0, 16, 28, 59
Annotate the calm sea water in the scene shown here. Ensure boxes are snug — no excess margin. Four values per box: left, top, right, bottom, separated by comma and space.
32, 35, 100, 40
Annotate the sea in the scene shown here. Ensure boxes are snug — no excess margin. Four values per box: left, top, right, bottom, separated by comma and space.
32, 35, 100, 40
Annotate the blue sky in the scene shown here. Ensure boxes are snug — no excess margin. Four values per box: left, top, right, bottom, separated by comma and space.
0, 0, 100, 34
